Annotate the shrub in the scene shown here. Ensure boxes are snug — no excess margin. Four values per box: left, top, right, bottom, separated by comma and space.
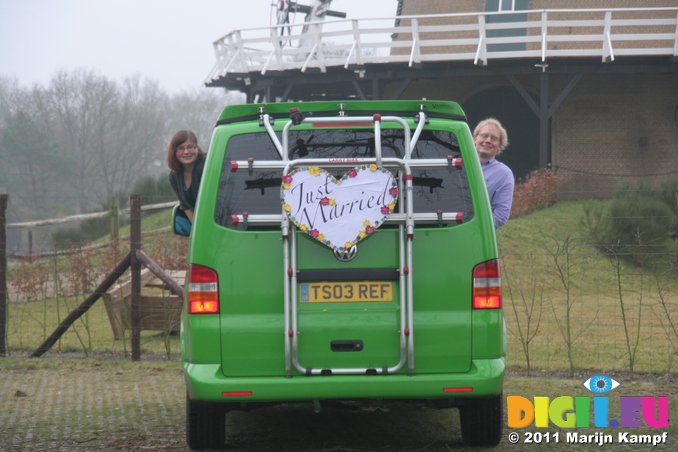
145, 233, 189, 271
510, 168, 561, 218
131, 174, 176, 206
63, 246, 101, 295
659, 177, 678, 218
583, 181, 677, 267
9, 256, 51, 302
607, 195, 675, 266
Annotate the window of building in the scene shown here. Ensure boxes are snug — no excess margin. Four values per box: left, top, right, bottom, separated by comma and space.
499, 0, 515, 11
485, 0, 527, 51
486, 0, 524, 12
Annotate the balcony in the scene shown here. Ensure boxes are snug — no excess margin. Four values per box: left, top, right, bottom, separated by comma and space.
206, 6, 678, 85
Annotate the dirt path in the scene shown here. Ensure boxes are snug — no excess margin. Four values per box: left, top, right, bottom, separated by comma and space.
0, 358, 464, 452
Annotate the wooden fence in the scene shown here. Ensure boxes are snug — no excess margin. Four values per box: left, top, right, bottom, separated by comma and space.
6, 198, 177, 257
0, 194, 182, 360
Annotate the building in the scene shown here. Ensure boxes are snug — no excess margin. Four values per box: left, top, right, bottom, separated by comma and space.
206, 0, 678, 197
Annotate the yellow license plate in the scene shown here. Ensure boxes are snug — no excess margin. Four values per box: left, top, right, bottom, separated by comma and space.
300, 282, 393, 303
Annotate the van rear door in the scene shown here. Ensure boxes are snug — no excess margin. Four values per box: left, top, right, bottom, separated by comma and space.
213, 119, 478, 377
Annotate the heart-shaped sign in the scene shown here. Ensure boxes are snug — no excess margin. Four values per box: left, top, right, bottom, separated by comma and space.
281, 165, 398, 251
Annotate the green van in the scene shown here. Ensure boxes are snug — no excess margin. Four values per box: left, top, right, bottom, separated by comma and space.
175, 100, 505, 449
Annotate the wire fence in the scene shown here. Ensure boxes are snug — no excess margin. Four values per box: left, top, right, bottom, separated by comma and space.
500, 231, 678, 377
0, 194, 187, 360
0, 191, 677, 377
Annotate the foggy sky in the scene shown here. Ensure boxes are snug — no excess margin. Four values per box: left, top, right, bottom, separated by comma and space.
0, 0, 397, 93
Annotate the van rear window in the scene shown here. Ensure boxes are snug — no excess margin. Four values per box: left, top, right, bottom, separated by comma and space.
215, 129, 473, 229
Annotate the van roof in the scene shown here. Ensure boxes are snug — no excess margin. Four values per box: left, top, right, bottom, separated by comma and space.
216, 100, 467, 125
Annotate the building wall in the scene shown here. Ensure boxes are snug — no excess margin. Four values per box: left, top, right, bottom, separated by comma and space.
395, 1, 678, 55
530, 0, 678, 9
527, 1, 678, 53
392, 1, 484, 56
391, 0, 678, 197
551, 72, 678, 198
399, 0, 678, 14
398, 0, 484, 15
384, 71, 678, 198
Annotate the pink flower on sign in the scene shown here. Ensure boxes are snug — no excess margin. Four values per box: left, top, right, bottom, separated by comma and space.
381, 206, 390, 214
348, 169, 357, 178
321, 197, 330, 206
389, 187, 398, 197
366, 226, 375, 234
310, 229, 319, 238
282, 175, 293, 184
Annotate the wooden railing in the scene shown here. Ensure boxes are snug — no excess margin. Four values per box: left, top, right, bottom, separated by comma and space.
6, 201, 176, 229
206, 7, 678, 82
5, 200, 176, 258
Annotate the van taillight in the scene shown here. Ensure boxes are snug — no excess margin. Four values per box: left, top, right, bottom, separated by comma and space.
188, 264, 219, 314
472, 259, 501, 309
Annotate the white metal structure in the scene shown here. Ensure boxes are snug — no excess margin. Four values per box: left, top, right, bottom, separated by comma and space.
206, 7, 678, 83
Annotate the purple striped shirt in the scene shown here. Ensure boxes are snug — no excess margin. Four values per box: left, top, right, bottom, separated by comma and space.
481, 158, 515, 228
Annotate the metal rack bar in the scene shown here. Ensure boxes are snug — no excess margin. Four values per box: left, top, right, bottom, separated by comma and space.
272, 109, 461, 376
231, 212, 464, 227
230, 157, 462, 172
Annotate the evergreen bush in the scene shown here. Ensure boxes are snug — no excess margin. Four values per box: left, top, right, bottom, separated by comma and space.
583, 180, 677, 267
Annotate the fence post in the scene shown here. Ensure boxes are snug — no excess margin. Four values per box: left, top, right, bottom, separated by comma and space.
130, 194, 142, 361
110, 196, 119, 240
0, 193, 7, 357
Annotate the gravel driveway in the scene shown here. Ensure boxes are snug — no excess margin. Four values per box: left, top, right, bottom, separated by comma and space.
1, 358, 675, 451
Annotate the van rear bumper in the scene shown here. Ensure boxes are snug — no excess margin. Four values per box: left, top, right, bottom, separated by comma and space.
184, 358, 505, 403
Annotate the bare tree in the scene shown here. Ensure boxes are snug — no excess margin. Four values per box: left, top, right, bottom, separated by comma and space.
0, 76, 21, 126
92, 76, 169, 202
35, 70, 174, 210
37, 69, 118, 212
0, 110, 62, 212
0, 70, 244, 220
0, 79, 74, 218
165, 88, 244, 151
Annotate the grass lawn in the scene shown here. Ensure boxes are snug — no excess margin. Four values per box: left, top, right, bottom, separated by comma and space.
4, 201, 678, 375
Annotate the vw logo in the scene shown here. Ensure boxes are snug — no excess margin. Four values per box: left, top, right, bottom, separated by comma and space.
334, 245, 358, 262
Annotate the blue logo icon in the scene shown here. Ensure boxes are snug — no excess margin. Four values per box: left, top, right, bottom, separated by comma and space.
582, 375, 621, 394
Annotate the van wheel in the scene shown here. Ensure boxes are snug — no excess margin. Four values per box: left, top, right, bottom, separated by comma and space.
459, 394, 503, 446
186, 394, 226, 450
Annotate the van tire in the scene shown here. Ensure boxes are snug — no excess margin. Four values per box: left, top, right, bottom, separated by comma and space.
186, 395, 226, 450
459, 394, 503, 446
